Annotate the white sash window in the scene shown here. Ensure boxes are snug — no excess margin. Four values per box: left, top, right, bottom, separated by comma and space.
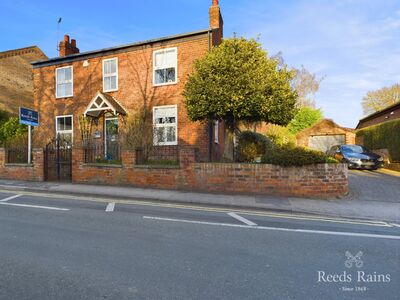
153, 48, 177, 86
103, 58, 118, 92
56, 66, 73, 98
153, 105, 178, 145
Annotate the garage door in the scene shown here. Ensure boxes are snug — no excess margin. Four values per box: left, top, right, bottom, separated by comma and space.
308, 135, 345, 152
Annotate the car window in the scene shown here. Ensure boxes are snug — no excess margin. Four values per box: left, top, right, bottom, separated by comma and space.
341, 145, 364, 153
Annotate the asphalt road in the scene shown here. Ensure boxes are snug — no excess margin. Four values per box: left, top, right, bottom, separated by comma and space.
0, 190, 399, 300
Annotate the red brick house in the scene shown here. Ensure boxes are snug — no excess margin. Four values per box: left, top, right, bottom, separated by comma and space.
0, 46, 47, 114
31, 0, 224, 162
356, 102, 400, 129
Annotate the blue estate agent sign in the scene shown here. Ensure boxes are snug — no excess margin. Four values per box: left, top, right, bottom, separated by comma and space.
19, 107, 39, 126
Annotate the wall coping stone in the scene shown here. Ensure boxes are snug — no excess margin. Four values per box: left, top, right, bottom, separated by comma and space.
82, 163, 123, 168
134, 164, 180, 169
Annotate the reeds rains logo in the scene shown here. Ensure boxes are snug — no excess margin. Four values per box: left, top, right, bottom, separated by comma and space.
317, 251, 391, 285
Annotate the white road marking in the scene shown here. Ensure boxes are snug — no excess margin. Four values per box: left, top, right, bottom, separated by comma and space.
390, 223, 400, 228
0, 189, 393, 228
143, 216, 400, 240
0, 194, 22, 202
105, 202, 115, 212
0, 202, 69, 211
228, 212, 257, 226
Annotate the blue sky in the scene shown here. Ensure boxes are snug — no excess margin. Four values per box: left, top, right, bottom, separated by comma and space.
1, 0, 399, 127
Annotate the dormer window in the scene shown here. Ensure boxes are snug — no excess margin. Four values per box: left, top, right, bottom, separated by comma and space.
103, 58, 118, 92
56, 66, 73, 98
153, 48, 177, 86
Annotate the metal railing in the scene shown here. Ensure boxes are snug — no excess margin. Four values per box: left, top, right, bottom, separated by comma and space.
135, 145, 179, 166
5, 146, 30, 164
83, 140, 122, 164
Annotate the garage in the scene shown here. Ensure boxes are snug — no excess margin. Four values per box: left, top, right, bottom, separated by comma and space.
308, 134, 345, 152
296, 119, 355, 152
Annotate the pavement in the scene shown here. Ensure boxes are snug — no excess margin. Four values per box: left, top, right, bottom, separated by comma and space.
0, 190, 399, 299
0, 169, 399, 223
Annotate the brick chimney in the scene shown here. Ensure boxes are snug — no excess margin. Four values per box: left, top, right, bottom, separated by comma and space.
209, 0, 223, 45
59, 34, 80, 57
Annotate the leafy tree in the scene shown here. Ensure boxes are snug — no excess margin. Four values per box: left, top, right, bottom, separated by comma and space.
184, 37, 297, 159
362, 83, 400, 115
287, 107, 323, 134
0, 117, 28, 145
292, 66, 324, 108
0, 110, 10, 125
272, 53, 323, 108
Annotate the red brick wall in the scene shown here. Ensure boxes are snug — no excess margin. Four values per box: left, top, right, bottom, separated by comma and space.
72, 148, 348, 198
296, 119, 356, 147
33, 32, 223, 162
358, 106, 400, 129
0, 148, 44, 181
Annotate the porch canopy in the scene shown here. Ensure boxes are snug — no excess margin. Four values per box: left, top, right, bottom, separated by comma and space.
84, 91, 127, 118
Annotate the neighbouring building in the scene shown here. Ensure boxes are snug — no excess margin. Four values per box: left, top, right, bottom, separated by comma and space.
0, 46, 47, 114
31, 0, 224, 162
356, 102, 400, 129
296, 119, 356, 152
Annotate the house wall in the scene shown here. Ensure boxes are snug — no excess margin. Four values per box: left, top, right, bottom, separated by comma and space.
33, 33, 224, 162
357, 106, 400, 129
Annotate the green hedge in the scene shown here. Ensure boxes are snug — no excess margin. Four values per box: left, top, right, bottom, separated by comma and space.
237, 131, 274, 162
356, 119, 400, 162
261, 145, 337, 167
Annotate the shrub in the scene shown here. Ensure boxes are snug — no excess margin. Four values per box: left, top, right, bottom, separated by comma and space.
0, 117, 28, 146
237, 131, 274, 162
356, 119, 400, 162
264, 124, 296, 146
287, 107, 323, 134
261, 145, 336, 166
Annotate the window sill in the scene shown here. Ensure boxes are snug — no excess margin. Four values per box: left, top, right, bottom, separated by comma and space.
56, 95, 74, 99
153, 81, 178, 87
103, 89, 118, 93
5, 163, 33, 167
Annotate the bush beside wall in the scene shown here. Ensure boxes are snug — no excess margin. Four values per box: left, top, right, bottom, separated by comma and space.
356, 119, 400, 162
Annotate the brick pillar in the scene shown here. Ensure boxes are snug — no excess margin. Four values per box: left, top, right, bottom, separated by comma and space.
0, 148, 5, 166
122, 149, 136, 169
32, 148, 44, 181
72, 147, 84, 183
179, 148, 196, 167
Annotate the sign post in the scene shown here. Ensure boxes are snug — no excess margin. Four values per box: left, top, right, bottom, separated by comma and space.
19, 107, 39, 164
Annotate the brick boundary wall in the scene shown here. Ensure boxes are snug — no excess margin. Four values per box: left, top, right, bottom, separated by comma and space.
0, 148, 44, 181
72, 148, 348, 198
0, 147, 348, 198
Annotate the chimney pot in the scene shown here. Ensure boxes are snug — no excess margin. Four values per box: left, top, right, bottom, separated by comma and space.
59, 34, 79, 57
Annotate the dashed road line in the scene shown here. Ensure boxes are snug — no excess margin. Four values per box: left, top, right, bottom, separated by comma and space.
143, 216, 400, 240
0, 202, 69, 211
228, 212, 257, 226
0, 194, 22, 202
105, 202, 115, 212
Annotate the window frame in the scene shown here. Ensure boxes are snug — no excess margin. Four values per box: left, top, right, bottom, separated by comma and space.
153, 47, 178, 87
55, 66, 73, 98
152, 105, 178, 146
55, 115, 74, 143
102, 57, 118, 92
